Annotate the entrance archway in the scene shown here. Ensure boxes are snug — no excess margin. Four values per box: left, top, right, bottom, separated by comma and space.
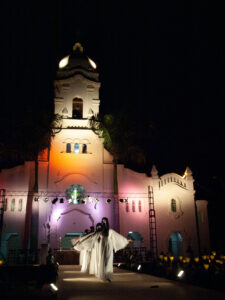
1, 232, 21, 261
169, 232, 183, 260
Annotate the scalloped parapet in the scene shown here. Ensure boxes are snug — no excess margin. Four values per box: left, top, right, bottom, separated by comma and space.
159, 173, 188, 190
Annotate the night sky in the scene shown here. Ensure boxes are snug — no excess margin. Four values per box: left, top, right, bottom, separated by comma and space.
2, 1, 225, 250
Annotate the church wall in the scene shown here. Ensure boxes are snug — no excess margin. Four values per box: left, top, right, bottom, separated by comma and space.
37, 127, 115, 248
152, 176, 199, 256
38, 162, 49, 190
2, 196, 26, 239
103, 164, 114, 192
47, 128, 105, 193
38, 195, 114, 249
117, 165, 151, 250
196, 200, 210, 252
0, 162, 34, 245
0, 162, 32, 192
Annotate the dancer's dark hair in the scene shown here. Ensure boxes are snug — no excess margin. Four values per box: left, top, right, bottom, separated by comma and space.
96, 223, 103, 232
84, 229, 89, 235
78, 223, 102, 245
102, 217, 109, 236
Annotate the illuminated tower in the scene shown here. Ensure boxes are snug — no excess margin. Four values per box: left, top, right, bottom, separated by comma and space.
50, 41, 103, 192
37, 42, 114, 248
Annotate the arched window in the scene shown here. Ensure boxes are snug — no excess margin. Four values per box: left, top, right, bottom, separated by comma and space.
18, 199, 22, 212
132, 200, 135, 212
11, 199, 15, 212
198, 211, 203, 223
126, 202, 129, 213
138, 200, 142, 212
72, 98, 83, 119
82, 144, 87, 153
66, 143, 71, 153
74, 143, 80, 154
171, 199, 176, 212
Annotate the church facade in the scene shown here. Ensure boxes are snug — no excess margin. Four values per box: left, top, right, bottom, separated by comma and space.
0, 43, 210, 260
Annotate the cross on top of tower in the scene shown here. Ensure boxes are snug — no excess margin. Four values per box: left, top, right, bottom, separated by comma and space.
73, 42, 84, 53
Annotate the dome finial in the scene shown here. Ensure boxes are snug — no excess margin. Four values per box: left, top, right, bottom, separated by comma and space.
151, 165, 159, 179
73, 42, 83, 53
183, 166, 193, 180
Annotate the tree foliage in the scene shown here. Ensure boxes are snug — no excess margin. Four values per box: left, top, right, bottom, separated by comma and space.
89, 108, 153, 171
0, 105, 62, 170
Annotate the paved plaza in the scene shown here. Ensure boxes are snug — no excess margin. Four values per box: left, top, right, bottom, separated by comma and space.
55, 265, 225, 300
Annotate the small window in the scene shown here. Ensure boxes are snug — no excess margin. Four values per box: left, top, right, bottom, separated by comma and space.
4, 198, 7, 211
126, 202, 129, 212
11, 199, 15, 212
171, 199, 176, 212
138, 200, 142, 212
132, 200, 135, 212
18, 199, 22, 212
74, 143, 80, 154
66, 143, 71, 153
82, 144, 87, 153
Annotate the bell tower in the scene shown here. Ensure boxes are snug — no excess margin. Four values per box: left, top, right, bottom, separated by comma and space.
47, 42, 105, 196
54, 42, 100, 121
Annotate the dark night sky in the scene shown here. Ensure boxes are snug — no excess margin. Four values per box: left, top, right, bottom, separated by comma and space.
2, 1, 225, 249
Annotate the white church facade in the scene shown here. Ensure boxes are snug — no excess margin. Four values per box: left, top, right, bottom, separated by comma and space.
0, 43, 210, 261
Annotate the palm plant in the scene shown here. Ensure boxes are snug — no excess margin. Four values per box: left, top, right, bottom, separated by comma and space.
89, 110, 148, 231
23, 111, 62, 250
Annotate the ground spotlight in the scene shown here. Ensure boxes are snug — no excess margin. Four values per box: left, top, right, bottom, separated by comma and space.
44, 197, 48, 202
177, 270, 184, 278
60, 198, 64, 203
118, 263, 121, 267
52, 197, 58, 204
34, 197, 39, 202
106, 199, 111, 204
95, 198, 99, 203
49, 283, 58, 292
137, 264, 142, 271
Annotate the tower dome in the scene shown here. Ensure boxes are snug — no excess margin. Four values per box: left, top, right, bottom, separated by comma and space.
57, 42, 99, 81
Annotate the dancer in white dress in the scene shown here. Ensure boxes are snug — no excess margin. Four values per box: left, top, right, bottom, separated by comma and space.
73, 224, 102, 273
98, 217, 129, 281
77, 217, 129, 281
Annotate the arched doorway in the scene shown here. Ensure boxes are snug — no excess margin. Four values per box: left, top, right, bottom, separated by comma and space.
169, 232, 183, 260
1, 232, 21, 262
72, 98, 83, 119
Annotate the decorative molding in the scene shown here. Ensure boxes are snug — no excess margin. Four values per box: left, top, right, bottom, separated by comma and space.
54, 172, 98, 185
